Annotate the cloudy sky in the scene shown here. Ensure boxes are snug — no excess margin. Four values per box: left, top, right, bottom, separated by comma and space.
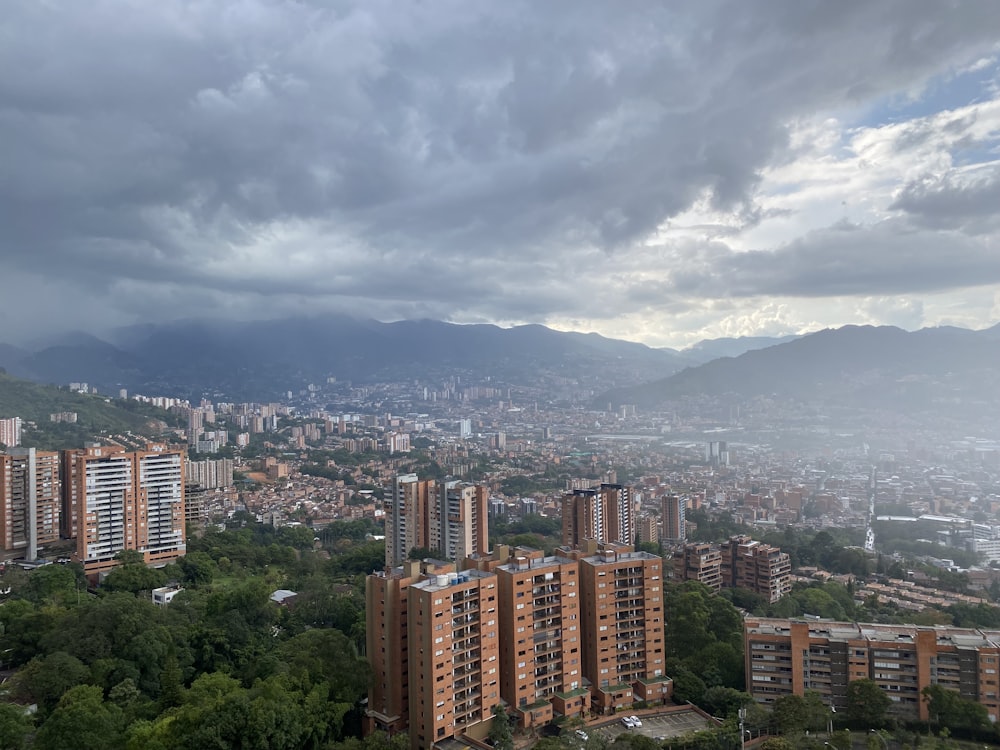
2, 1, 1000, 349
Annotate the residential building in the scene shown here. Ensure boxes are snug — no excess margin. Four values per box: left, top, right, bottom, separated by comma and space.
662, 494, 686, 543
561, 484, 634, 548
69, 444, 186, 576
185, 458, 235, 490
572, 542, 670, 713
744, 617, 1000, 722
673, 542, 723, 591
431, 481, 489, 564
385, 475, 489, 568
0, 448, 61, 559
721, 535, 792, 603
367, 560, 424, 738
493, 549, 586, 728
0, 417, 22, 449
407, 568, 500, 750
385, 474, 436, 567
638, 515, 659, 545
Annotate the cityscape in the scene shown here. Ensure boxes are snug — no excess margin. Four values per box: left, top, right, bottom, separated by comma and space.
2, 1, 1000, 749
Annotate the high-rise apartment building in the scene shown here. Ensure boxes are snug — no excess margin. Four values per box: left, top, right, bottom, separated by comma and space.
367, 559, 438, 738
385, 474, 436, 567
0, 448, 61, 559
367, 542, 673, 750
745, 617, 1000, 722
385, 475, 489, 567
662, 494, 686, 543
721, 535, 792, 603
407, 568, 500, 750
493, 550, 585, 728
0, 417, 23, 449
431, 481, 489, 564
673, 542, 723, 592
185, 457, 235, 489
573, 542, 669, 713
561, 484, 634, 548
69, 444, 186, 576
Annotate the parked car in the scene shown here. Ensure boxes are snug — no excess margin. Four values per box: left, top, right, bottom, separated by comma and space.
628, 716, 642, 727
621, 717, 635, 728
574, 730, 589, 741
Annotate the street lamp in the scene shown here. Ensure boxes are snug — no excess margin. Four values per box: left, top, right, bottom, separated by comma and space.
738, 708, 746, 750
827, 705, 836, 736
869, 729, 889, 749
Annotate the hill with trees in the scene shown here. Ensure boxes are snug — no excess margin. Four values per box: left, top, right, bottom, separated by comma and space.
0, 371, 181, 450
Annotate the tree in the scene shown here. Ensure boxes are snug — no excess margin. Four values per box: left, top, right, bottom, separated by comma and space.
0, 702, 32, 750
759, 739, 795, 750
770, 694, 808, 734
12, 651, 90, 716
921, 683, 991, 736
488, 704, 513, 750
102, 563, 167, 595
846, 679, 891, 729
699, 686, 752, 719
34, 684, 126, 750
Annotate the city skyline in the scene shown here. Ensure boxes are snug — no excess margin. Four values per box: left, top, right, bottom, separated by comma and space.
2, 2, 1000, 347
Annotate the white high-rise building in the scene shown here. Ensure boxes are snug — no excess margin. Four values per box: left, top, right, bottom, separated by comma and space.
0, 417, 23, 448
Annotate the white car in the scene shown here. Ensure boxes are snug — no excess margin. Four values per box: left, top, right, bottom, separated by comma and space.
628, 716, 642, 728
574, 730, 588, 741
621, 717, 635, 728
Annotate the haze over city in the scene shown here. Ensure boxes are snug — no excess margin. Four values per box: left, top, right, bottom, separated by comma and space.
2, 1, 1000, 348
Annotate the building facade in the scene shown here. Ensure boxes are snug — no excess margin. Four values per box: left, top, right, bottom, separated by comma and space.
662, 494, 686, 543
674, 535, 791, 603
407, 567, 501, 750
561, 484, 634, 548
0, 448, 61, 559
70, 444, 186, 576
573, 543, 670, 713
494, 550, 585, 727
385, 475, 489, 568
721, 535, 792, 603
745, 617, 1000, 722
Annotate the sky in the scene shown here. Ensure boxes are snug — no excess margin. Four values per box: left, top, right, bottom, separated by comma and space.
2, 1, 1000, 350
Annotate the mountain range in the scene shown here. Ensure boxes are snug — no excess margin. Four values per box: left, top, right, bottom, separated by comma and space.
0, 317, 694, 400
600, 324, 1000, 424
1, 319, 997, 420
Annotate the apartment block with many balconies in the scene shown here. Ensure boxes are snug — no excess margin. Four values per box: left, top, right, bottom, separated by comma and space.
572, 542, 670, 713
744, 617, 1000, 722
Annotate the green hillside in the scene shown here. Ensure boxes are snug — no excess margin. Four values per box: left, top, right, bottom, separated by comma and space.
0, 370, 182, 450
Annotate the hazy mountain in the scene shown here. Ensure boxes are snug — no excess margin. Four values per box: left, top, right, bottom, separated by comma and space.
0, 316, 689, 400
600, 324, 1000, 417
681, 333, 801, 363
0, 343, 27, 372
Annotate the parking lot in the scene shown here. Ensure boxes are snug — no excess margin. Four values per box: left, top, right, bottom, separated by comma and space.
590, 708, 716, 742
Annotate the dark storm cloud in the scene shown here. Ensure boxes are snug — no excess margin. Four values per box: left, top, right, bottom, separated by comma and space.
1, 0, 999, 334
891, 167, 1000, 232
651, 221, 1000, 300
